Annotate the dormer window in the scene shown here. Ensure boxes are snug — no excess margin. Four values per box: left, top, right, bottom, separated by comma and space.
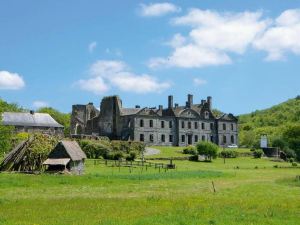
204, 111, 209, 119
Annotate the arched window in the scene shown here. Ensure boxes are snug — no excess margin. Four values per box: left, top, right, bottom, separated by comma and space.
75, 124, 83, 135
231, 135, 234, 144
140, 119, 144, 127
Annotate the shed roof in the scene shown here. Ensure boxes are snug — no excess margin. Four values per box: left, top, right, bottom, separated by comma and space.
1, 112, 64, 128
43, 158, 70, 166
59, 141, 86, 161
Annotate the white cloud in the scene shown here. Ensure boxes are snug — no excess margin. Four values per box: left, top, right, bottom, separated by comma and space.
88, 41, 97, 53
0, 71, 25, 90
76, 60, 171, 94
150, 9, 269, 68
193, 78, 207, 86
76, 77, 109, 94
253, 9, 300, 61
139, 2, 181, 17
33, 101, 49, 109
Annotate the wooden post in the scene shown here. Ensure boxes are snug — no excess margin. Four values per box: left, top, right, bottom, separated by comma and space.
212, 181, 216, 193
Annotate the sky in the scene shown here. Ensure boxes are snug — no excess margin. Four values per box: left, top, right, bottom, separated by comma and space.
0, 0, 300, 115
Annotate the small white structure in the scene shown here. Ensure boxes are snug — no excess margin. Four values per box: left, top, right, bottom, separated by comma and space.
260, 135, 268, 148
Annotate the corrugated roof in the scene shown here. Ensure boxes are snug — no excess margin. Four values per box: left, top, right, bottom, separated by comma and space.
60, 141, 86, 161
43, 158, 70, 166
1, 112, 64, 128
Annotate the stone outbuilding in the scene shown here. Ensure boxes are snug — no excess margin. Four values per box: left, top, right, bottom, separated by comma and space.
43, 140, 86, 174
1, 111, 64, 136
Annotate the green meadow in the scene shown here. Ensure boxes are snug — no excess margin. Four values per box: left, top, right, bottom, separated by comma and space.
0, 148, 299, 225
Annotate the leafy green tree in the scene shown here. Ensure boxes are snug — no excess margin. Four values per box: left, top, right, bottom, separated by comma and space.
272, 137, 288, 150
283, 125, 300, 161
196, 142, 218, 161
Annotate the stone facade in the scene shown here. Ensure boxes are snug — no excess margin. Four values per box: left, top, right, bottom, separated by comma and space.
70, 95, 238, 147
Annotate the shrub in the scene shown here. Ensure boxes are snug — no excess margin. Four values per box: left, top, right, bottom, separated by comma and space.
219, 150, 238, 158
188, 155, 199, 161
126, 152, 137, 161
292, 162, 298, 167
183, 145, 197, 154
253, 149, 264, 158
196, 142, 218, 161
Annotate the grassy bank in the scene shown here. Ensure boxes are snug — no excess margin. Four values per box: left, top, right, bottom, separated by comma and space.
0, 154, 299, 224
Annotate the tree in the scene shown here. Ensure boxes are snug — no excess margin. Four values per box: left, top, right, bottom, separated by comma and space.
196, 142, 218, 161
272, 137, 288, 150
283, 125, 300, 161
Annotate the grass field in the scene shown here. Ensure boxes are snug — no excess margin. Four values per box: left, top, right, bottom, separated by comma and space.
0, 150, 299, 225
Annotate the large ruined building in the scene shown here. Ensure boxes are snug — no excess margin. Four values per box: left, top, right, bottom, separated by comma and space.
70, 95, 238, 147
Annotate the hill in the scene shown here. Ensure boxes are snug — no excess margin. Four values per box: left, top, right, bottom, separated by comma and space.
238, 96, 300, 147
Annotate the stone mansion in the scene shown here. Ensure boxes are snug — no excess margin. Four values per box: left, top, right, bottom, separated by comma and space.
70, 95, 238, 147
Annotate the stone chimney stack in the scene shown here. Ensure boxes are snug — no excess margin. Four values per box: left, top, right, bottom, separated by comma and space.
201, 100, 206, 105
175, 103, 178, 108
207, 96, 212, 110
168, 95, 173, 108
159, 105, 163, 110
186, 94, 193, 108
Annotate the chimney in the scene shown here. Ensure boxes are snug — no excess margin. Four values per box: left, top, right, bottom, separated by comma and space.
168, 95, 173, 108
88, 102, 93, 105
186, 94, 193, 108
175, 103, 178, 108
201, 100, 206, 105
30, 110, 35, 115
207, 96, 212, 110
135, 105, 140, 108
159, 105, 163, 110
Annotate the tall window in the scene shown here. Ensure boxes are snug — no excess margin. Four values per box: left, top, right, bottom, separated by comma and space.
202, 135, 205, 141
210, 123, 214, 130
231, 124, 234, 131
201, 123, 205, 129
205, 111, 209, 119
140, 119, 144, 127
161, 121, 165, 128
149, 120, 153, 128
149, 134, 154, 142
169, 135, 173, 142
181, 135, 185, 142
169, 121, 173, 128
231, 135, 234, 144
223, 123, 226, 130
181, 121, 185, 128
140, 134, 144, 142
188, 121, 191, 129
194, 122, 198, 129
195, 135, 198, 143
161, 134, 165, 142
223, 135, 227, 144
210, 135, 214, 142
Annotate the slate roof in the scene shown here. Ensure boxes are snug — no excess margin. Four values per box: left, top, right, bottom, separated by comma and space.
1, 112, 64, 128
217, 113, 238, 121
121, 108, 142, 116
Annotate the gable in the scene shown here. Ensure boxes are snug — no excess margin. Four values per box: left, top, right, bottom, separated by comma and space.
179, 109, 200, 118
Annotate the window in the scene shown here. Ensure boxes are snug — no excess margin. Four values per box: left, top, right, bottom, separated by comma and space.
223, 135, 227, 144
181, 121, 185, 128
149, 120, 153, 127
188, 121, 191, 129
202, 135, 206, 141
169, 135, 173, 142
161, 134, 165, 142
231, 135, 234, 144
149, 134, 154, 142
169, 121, 173, 128
194, 135, 198, 143
231, 124, 234, 131
205, 111, 209, 119
181, 135, 185, 142
201, 123, 205, 129
194, 122, 198, 129
223, 123, 226, 130
140, 119, 144, 127
210, 123, 214, 130
210, 135, 214, 142
140, 134, 144, 142
161, 121, 165, 128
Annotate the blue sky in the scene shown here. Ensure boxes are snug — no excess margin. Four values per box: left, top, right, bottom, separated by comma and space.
0, 0, 299, 115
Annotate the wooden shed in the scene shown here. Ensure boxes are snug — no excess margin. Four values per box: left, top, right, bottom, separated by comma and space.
43, 140, 86, 175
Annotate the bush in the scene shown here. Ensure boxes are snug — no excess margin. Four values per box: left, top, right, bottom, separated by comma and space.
188, 155, 199, 161
292, 162, 298, 167
126, 152, 137, 161
196, 142, 218, 161
183, 145, 197, 154
253, 149, 264, 158
219, 150, 238, 158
